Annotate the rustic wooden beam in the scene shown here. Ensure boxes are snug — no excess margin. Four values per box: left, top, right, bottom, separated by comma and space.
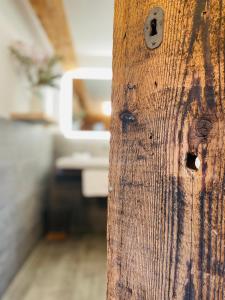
29, 0, 106, 122
108, 1, 224, 299
29, 0, 76, 70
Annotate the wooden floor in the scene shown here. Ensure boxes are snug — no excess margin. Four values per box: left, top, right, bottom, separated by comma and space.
2, 235, 107, 300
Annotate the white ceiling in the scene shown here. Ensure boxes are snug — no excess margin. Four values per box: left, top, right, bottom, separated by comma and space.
64, 0, 114, 68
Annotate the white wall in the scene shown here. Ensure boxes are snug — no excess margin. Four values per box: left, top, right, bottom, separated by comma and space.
64, 0, 114, 68
0, 0, 52, 118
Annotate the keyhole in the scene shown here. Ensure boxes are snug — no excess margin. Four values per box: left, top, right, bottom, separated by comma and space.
144, 7, 164, 49
150, 18, 157, 36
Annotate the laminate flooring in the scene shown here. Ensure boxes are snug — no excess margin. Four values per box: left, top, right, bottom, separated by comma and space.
2, 235, 107, 300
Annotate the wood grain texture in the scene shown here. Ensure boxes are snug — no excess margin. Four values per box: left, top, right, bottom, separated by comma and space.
107, 0, 224, 299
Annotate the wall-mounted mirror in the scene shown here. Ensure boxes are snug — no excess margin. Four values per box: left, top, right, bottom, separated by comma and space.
60, 68, 112, 140
73, 79, 111, 131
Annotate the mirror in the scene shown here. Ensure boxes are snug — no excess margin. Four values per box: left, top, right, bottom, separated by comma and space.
72, 79, 111, 131
60, 68, 112, 140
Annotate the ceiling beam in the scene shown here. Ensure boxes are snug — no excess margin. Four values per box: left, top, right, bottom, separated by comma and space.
29, 0, 90, 110
29, 0, 76, 70
29, 0, 110, 127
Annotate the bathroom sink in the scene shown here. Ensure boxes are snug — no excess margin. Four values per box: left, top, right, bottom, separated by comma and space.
56, 153, 109, 197
56, 153, 109, 170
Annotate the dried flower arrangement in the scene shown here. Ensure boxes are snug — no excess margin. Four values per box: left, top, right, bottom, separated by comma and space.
9, 41, 61, 89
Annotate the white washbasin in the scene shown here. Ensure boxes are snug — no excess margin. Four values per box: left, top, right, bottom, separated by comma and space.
56, 153, 109, 170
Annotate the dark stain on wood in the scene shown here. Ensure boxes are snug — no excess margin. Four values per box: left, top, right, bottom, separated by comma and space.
173, 178, 186, 298
184, 275, 196, 300
120, 110, 137, 133
201, 7, 217, 111
116, 281, 133, 298
174, 0, 205, 124
166, 177, 186, 298
206, 190, 213, 274
167, 177, 176, 298
183, 260, 196, 300
188, 0, 206, 54
120, 177, 150, 188
198, 145, 209, 298
177, 75, 202, 147
211, 260, 225, 277
176, 0, 215, 145
206, 190, 213, 300
137, 155, 146, 161
136, 284, 147, 300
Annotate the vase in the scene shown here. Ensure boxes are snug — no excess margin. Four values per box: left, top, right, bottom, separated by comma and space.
29, 86, 55, 118
30, 87, 45, 114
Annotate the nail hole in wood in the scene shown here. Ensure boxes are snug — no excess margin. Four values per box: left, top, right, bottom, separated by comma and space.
186, 153, 200, 171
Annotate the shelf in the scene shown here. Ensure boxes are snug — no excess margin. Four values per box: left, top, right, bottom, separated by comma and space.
10, 112, 56, 125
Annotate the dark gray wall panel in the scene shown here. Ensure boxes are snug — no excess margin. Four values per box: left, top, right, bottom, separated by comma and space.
0, 119, 53, 297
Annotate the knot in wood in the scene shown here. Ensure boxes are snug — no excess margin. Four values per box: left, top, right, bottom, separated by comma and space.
127, 83, 137, 90
195, 117, 213, 138
120, 111, 136, 123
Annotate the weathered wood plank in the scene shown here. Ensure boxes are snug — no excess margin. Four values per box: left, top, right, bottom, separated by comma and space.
107, 1, 224, 299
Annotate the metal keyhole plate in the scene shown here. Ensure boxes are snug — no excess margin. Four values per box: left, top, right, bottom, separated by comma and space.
144, 7, 164, 49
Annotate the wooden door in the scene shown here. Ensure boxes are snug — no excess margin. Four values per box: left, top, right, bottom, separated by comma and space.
107, 0, 224, 299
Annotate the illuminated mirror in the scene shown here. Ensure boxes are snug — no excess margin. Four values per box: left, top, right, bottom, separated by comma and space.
60, 68, 112, 140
